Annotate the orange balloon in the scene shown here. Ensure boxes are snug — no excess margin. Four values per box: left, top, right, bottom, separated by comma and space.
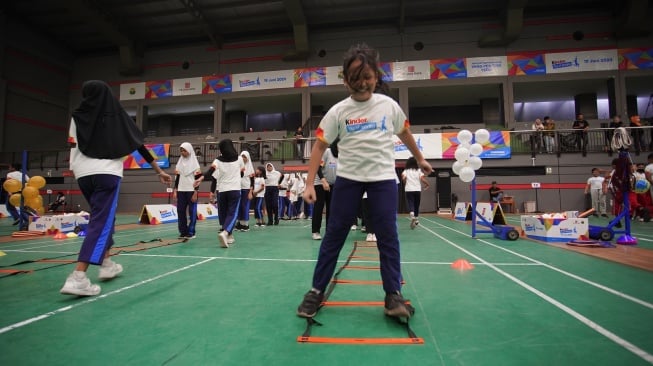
22, 186, 39, 200
28, 176, 46, 189
9, 193, 22, 207
3, 179, 21, 193
25, 195, 43, 210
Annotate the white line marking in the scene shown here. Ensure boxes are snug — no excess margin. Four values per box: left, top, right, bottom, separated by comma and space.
0, 257, 216, 335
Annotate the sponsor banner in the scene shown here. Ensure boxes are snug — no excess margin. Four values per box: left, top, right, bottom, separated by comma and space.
145, 80, 173, 99
441, 131, 511, 159
139, 204, 178, 224
232, 70, 294, 91
294, 67, 326, 87
392, 61, 430, 80
202, 74, 232, 93
325, 66, 343, 85
619, 48, 653, 70
124, 144, 170, 169
196, 204, 218, 220
474, 202, 494, 225
430, 58, 467, 79
28, 213, 88, 233
508, 53, 546, 76
393, 133, 442, 159
379, 62, 393, 82
172, 77, 203, 96
454, 202, 471, 220
119, 82, 146, 100
466, 56, 508, 77
521, 215, 588, 242
545, 49, 618, 74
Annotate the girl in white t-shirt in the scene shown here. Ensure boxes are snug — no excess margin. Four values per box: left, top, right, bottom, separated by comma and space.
173, 142, 203, 239
401, 156, 430, 229
252, 166, 266, 226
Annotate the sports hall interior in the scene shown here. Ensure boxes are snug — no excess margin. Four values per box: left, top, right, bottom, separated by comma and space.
1, 1, 653, 365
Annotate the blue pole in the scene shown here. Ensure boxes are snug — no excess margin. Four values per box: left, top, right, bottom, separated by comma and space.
19, 150, 28, 230
471, 177, 477, 238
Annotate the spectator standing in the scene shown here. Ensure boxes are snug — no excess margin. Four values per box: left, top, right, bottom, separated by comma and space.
630, 115, 645, 154
584, 168, 607, 217
543, 116, 556, 154
532, 118, 544, 153
572, 113, 590, 156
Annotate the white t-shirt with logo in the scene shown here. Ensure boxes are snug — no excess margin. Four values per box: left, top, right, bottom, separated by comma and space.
316, 93, 408, 182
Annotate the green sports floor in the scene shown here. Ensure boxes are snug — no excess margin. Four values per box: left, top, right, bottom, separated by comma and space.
0, 213, 652, 366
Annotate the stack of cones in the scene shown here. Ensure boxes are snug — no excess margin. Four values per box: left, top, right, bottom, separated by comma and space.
451, 258, 474, 271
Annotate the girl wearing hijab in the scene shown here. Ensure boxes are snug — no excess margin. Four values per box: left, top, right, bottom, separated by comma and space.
236, 150, 255, 232
174, 142, 203, 239
206, 139, 244, 248
264, 163, 282, 225
61, 80, 172, 296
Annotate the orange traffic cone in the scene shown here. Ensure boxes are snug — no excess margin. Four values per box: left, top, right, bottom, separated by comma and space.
451, 258, 474, 271
150, 217, 159, 225
53, 232, 67, 240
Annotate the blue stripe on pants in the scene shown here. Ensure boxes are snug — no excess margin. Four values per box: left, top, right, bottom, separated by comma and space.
77, 174, 121, 265
311, 177, 402, 294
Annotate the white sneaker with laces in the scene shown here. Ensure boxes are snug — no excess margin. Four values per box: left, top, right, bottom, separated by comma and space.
312, 233, 322, 240
227, 234, 235, 244
371, 234, 377, 242
351, 225, 357, 231
60, 271, 101, 296
98, 259, 123, 280
410, 217, 418, 229
366, 233, 374, 242
218, 231, 229, 248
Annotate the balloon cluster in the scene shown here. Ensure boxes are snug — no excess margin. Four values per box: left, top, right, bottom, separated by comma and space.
452, 129, 490, 182
2, 175, 47, 215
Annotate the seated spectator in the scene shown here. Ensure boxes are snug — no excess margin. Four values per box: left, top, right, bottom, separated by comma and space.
489, 181, 504, 203
48, 192, 66, 212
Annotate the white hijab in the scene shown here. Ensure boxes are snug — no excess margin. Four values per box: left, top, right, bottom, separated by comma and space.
240, 150, 255, 178
177, 142, 200, 176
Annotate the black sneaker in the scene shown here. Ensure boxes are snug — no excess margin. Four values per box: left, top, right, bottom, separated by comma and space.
241, 225, 249, 232
12, 219, 20, 226
297, 290, 324, 318
384, 292, 415, 318
235, 223, 243, 231
267, 221, 273, 226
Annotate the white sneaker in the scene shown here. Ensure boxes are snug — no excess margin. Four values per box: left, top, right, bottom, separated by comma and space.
98, 259, 123, 280
366, 233, 374, 242
410, 217, 418, 229
227, 234, 235, 244
218, 231, 229, 248
60, 271, 101, 296
351, 225, 357, 231
312, 233, 322, 240
371, 234, 377, 242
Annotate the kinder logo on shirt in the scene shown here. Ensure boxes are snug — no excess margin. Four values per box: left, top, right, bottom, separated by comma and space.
345, 117, 376, 132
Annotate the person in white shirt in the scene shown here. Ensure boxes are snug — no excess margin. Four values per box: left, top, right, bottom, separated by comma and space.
401, 156, 430, 229
252, 166, 266, 226
584, 168, 607, 217
173, 142, 203, 239
206, 139, 244, 248
236, 151, 255, 232
5, 162, 29, 225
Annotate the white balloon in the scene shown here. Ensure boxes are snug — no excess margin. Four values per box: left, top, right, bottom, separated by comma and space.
459, 166, 475, 182
469, 156, 482, 170
475, 129, 490, 144
460, 142, 471, 150
452, 160, 463, 175
469, 143, 483, 156
457, 130, 473, 144
454, 147, 470, 162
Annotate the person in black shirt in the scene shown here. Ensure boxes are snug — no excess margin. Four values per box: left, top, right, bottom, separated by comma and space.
294, 126, 306, 159
489, 181, 504, 203
572, 113, 590, 155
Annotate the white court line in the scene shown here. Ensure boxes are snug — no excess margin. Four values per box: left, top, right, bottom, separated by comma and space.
418, 217, 653, 364
0, 257, 216, 335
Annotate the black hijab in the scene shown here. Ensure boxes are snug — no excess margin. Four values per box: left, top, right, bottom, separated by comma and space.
217, 139, 239, 162
72, 80, 144, 159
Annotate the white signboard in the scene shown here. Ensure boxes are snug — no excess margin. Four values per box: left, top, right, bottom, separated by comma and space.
466, 56, 508, 77
119, 82, 146, 100
545, 49, 618, 74
392, 61, 430, 80
232, 70, 294, 92
140, 204, 178, 224
172, 77, 203, 96
325, 66, 344, 86
393, 133, 443, 159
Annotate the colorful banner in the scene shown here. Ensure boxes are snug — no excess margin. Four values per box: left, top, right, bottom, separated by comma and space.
119, 82, 146, 100
392, 61, 430, 80
145, 80, 173, 99
430, 58, 467, 79
325, 66, 343, 85
466, 56, 508, 77
172, 77, 202, 96
507, 53, 546, 76
202, 74, 232, 94
123, 144, 170, 169
232, 70, 294, 92
619, 48, 653, 70
294, 67, 326, 87
545, 49, 618, 74
379, 62, 393, 82
441, 131, 511, 159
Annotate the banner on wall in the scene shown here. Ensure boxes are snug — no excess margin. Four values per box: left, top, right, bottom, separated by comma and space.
430, 58, 467, 79
172, 77, 202, 96
393, 61, 430, 81
123, 144, 170, 169
507, 53, 546, 76
146, 80, 173, 98
619, 48, 653, 70
202, 74, 232, 93
232, 70, 294, 91
392, 132, 510, 159
119, 82, 146, 100
294, 67, 326, 87
545, 49, 618, 74
466, 56, 508, 77
325, 66, 343, 85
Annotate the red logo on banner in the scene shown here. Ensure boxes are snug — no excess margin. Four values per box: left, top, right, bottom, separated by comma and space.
184, 82, 191, 88
407, 66, 415, 72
